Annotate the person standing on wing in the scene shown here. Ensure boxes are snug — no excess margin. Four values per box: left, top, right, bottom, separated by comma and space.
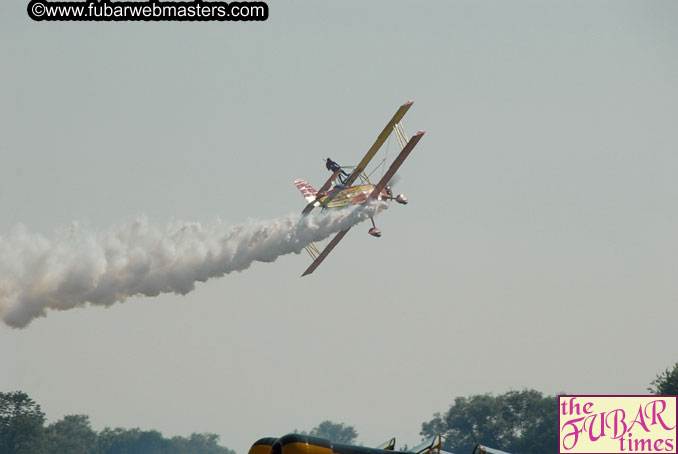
325, 158, 349, 184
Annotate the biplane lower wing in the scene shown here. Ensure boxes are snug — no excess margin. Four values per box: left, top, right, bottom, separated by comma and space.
301, 170, 341, 215
369, 130, 425, 199
301, 228, 351, 276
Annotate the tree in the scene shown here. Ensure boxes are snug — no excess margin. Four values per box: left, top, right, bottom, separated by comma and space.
299, 421, 358, 444
169, 432, 236, 454
0, 391, 46, 454
96, 427, 172, 454
648, 362, 678, 395
98, 427, 235, 454
45, 415, 97, 454
421, 390, 557, 454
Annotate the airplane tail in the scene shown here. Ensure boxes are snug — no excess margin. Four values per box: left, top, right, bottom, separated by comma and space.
294, 179, 318, 202
472, 446, 514, 454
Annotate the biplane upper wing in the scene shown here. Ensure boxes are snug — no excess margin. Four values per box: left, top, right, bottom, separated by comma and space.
368, 130, 425, 199
342, 100, 414, 188
301, 170, 341, 215
301, 228, 351, 276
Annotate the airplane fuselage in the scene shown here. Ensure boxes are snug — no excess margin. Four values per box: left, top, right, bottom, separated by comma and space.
318, 184, 390, 208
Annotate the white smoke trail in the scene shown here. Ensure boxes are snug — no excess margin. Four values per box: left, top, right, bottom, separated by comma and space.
0, 202, 385, 328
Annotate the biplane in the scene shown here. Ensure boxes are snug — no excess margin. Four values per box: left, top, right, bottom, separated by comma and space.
295, 100, 425, 277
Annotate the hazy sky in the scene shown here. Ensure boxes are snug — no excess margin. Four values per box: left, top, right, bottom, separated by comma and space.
1, 1, 677, 452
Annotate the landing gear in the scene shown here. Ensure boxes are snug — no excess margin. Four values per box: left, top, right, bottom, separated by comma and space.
368, 188, 409, 237
368, 217, 382, 237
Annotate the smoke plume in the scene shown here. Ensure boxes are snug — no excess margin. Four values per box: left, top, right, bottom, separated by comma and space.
0, 203, 384, 328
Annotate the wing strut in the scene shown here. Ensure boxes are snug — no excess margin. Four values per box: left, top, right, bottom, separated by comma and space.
394, 121, 409, 150
369, 130, 425, 199
301, 228, 351, 276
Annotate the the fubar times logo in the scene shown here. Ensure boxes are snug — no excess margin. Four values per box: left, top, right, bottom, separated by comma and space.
559, 395, 677, 454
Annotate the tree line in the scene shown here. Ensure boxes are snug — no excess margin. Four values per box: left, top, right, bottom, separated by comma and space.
0, 392, 234, 454
419, 362, 677, 454
2, 362, 676, 454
